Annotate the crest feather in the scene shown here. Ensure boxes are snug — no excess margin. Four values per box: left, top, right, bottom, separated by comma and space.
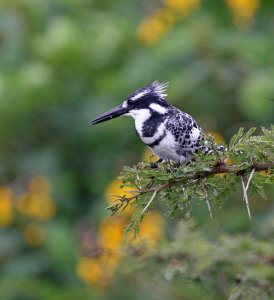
150, 81, 169, 98
128, 81, 169, 102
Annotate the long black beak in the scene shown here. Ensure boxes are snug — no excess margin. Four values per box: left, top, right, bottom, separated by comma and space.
89, 104, 128, 125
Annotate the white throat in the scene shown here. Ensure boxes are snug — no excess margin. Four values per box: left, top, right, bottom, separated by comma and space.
125, 109, 151, 135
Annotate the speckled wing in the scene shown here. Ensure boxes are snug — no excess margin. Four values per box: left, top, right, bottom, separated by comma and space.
165, 107, 203, 156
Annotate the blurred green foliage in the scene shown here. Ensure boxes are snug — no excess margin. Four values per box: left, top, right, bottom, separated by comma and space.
0, 0, 273, 299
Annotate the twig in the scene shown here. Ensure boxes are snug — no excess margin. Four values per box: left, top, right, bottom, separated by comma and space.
140, 190, 157, 215
246, 168, 255, 191
183, 186, 193, 213
241, 168, 255, 221
134, 166, 143, 189
240, 176, 251, 220
124, 190, 140, 195
202, 178, 213, 220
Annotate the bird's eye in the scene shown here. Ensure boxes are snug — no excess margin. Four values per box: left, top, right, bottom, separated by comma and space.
127, 99, 133, 105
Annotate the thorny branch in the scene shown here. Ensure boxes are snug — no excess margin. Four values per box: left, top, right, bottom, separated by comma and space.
106, 161, 273, 215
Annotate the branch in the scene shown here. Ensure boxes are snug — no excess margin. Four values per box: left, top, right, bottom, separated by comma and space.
106, 161, 273, 214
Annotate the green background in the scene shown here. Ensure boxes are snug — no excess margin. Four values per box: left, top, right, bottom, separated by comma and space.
0, 0, 273, 299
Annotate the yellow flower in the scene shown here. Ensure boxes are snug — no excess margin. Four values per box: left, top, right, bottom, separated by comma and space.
17, 192, 56, 220
105, 179, 135, 215
226, 0, 260, 27
164, 0, 201, 15
76, 253, 121, 287
129, 212, 165, 249
98, 217, 127, 251
142, 147, 159, 163
154, 8, 175, 26
29, 176, 51, 194
0, 187, 14, 226
257, 169, 271, 176
23, 224, 45, 247
137, 1, 201, 44
137, 8, 173, 44
224, 157, 233, 165
206, 131, 225, 144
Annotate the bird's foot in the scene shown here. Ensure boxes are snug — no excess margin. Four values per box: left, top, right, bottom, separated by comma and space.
174, 162, 182, 168
151, 158, 163, 169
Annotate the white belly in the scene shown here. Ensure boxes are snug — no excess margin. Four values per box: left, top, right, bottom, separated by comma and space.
149, 131, 179, 162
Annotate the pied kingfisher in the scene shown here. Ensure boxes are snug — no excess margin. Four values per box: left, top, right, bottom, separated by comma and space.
90, 81, 206, 164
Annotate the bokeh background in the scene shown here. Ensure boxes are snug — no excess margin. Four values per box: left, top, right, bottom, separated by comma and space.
0, 0, 273, 299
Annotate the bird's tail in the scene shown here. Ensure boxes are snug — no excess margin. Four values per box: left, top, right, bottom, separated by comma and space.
204, 144, 227, 155
203, 142, 242, 156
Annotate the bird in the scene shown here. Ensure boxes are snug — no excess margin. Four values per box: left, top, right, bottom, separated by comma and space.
90, 81, 207, 164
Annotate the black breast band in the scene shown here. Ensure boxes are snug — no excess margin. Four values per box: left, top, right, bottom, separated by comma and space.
146, 131, 167, 148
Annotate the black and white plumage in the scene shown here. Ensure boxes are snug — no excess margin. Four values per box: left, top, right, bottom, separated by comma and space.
90, 81, 206, 163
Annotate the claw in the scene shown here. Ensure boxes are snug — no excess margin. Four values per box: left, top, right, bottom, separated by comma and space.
150, 158, 163, 169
